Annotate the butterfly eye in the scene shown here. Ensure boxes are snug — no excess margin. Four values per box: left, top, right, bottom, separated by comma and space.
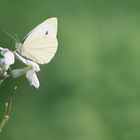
45, 31, 48, 35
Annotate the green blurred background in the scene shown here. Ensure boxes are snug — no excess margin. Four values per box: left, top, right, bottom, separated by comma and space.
0, 0, 140, 139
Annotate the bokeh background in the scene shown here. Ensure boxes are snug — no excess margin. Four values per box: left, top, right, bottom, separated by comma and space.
0, 0, 140, 139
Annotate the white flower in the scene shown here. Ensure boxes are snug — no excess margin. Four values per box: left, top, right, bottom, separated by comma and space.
0, 47, 15, 70
0, 47, 15, 83
13, 52, 40, 89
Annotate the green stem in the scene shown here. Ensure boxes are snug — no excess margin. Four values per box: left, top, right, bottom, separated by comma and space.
0, 98, 12, 133
0, 86, 17, 133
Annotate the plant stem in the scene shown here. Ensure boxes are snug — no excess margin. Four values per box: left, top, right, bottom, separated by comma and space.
0, 98, 12, 133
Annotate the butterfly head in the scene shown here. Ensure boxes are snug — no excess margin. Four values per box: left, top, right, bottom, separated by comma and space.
15, 43, 23, 54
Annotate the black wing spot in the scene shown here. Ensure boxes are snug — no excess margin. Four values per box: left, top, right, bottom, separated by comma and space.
46, 31, 48, 35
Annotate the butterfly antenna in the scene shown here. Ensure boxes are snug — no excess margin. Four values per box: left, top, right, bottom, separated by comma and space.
2, 29, 18, 43
15, 33, 19, 41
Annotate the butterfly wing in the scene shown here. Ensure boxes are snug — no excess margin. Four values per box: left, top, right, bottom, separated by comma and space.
21, 17, 58, 64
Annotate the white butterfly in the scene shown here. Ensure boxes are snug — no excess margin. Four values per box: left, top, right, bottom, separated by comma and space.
15, 17, 58, 64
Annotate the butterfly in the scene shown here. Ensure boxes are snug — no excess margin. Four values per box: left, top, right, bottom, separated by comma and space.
15, 17, 58, 64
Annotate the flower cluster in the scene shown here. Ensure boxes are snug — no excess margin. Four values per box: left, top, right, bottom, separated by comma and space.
0, 47, 40, 88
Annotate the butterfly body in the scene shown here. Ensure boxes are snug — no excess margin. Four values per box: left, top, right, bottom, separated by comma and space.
16, 17, 58, 64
